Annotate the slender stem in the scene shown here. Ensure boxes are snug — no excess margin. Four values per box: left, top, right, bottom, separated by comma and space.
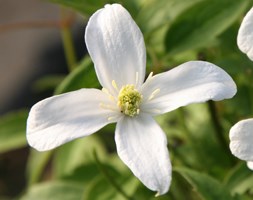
93, 151, 134, 200
207, 101, 229, 152
60, 8, 77, 72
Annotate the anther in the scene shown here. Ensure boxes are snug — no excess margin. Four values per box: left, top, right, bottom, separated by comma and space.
102, 87, 116, 102
108, 116, 118, 121
112, 80, 119, 91
117, 85, 142, 117
146, 72, 153, 83
148, 88, 160, 101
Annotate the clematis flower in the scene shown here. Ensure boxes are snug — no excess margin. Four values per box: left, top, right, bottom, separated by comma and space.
27, 4, 236, 195
229, 119, 253, 170
229, 7, 253, 170
237, 7, 253, 61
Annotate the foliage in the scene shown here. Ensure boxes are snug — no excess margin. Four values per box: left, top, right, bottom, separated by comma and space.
1, 0, 253, 199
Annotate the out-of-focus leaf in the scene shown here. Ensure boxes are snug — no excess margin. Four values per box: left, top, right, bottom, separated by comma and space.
26, 150, 53, 186
158, 103, 232, 177
32, 75, 65, 93
20, 181, 84, 200
165, 0, 250, 55
0, 110, 28, 153
48, 0, 146, 18
48, 0, 104, 16
54, 56, 99, 95
53, 135, 107, 178
136, 0, 204, 34
224, 162, 253, 195
174, 167, 234, 200
83, 160, 138, 200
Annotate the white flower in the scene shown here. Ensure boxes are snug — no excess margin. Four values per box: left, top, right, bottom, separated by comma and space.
27, 4, 237, 195
229, 7, 253, 171
229, 119, 253, 170
237, 7, 253, 61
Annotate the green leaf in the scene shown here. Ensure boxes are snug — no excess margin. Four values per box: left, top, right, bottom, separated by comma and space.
26, 150, 53, 186
54, 56, 99, 95
174, 167, 234, 200
136, 0, 204, 34
20, 181, 84, 200
0, 110, 28, 153
32, 75, 65, 93
53, 135, 107, 178
83, 163, 138, 200
224, 162, 253, 195
48, 0, 105, 16
165, 0, 250, 55
159, 104, 232, 176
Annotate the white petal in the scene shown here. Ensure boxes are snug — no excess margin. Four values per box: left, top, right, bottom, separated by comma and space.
141, 61, 236, 115
27, 89, 119, 151
237, 7, 253, 61
229, 119, 253, 161
247, 161, 253, 170
85, 4, 146, 92
115, 114, 171, 195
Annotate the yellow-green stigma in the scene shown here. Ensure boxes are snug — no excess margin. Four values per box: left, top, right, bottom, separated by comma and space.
118, 85, 142, 117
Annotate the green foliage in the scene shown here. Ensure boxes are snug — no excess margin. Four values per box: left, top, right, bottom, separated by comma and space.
32, 75, 65, 93
53, 135, 106, 178
48, 0, 105, 16
26, 150, 53, 186
54, 56, 99, 95
136, 0, 204, 34
224, 163, 253, 196
165, 0, 250, 55
20, 181, 84, 200
174, 168, 234, 200
3, 0, 253, 199
0, 110, 28, 153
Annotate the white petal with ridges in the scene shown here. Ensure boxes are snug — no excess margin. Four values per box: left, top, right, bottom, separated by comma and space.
115, 114, 171, 195
237, 7, 253, 61
229, 119, 253, 161
85, 4, 146, 92
141, 61, 236, 115
27, 89, 119, 151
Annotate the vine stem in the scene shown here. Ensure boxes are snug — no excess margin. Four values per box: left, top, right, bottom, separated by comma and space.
207, 101, 232, 156
93, 150, 134, 200
60, 7, 77, 72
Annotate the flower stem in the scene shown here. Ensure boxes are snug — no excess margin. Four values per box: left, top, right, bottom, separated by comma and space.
93, 150, 134, 200
207, 101, 230, 153
60, 7, 77, 72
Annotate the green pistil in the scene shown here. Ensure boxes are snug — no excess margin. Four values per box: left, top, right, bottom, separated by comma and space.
118, 85, 142, 117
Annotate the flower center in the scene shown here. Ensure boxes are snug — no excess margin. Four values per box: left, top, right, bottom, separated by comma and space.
117, 85, 142, 117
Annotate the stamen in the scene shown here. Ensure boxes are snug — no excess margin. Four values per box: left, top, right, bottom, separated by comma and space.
117, 85, 142, 117
137, 108, 140, 115
102, 87, 110, 94
148, 88, 160, 101
99, 103, 118, 111
112, 80, 119, 91
102, 87, 116, 102
108, 116, 118, 121
146, 71, 153, 83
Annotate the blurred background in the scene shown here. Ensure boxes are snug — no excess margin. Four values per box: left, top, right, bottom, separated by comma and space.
0, 0, 85, 115
0, 0, 86, 198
